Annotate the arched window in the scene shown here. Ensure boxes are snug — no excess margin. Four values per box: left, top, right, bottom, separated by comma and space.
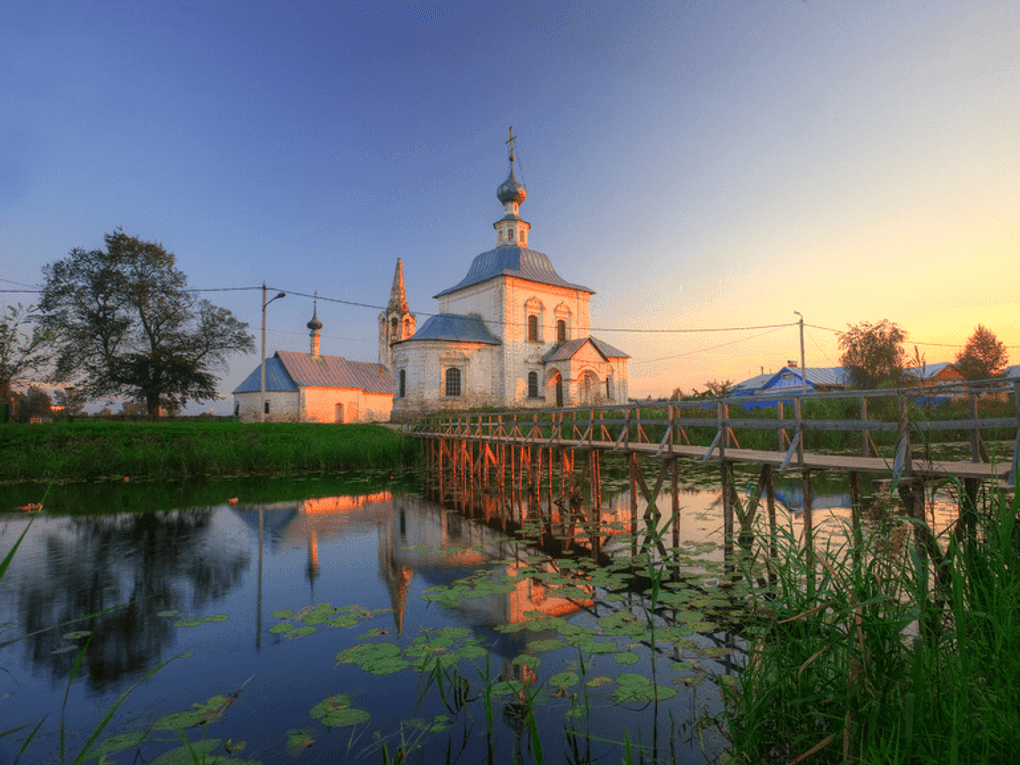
557, 319, 566, 343
556, 377, 564, 408
335, 404, 344, 423
390, 317, 398, 342
398, 369, 406, 398
528, 371, 539, 399
528, 314, 539, 342
445, 367, 462, 397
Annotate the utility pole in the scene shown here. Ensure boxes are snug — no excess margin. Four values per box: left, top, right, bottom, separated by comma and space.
260, 283, 286, 423
794, 311, 807, 395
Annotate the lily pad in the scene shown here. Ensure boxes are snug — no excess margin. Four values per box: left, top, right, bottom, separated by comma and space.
286, 728, 314, 753
614, 651, 640, 665
269, 623, 293, 634
174, 614, 228, 628
157, 610, 180, 618
286, 626, 317, 639
271, 609, 294, 619
612, 673, 678, 703
155, 695, 233, 730
310, 694, 370, 727
549, 671, 580, 689
84, 731, 147, 760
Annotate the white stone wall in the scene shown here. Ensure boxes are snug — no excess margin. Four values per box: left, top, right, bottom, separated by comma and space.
233, 390, 300, 422
302, 386, 392, 423
391, 340, 498, 418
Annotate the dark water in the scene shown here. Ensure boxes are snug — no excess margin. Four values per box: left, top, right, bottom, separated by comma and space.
0, 475, 959, 764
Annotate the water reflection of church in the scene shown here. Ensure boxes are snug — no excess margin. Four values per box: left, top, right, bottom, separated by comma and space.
230, 491, 594, 638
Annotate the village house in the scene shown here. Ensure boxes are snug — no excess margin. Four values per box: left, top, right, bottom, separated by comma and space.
388, 140, 629, 418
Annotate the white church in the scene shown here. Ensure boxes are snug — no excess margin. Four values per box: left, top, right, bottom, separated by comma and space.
382, 139, 629, 419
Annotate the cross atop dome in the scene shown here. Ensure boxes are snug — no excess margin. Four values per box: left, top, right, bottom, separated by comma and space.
495, 128, 529, 247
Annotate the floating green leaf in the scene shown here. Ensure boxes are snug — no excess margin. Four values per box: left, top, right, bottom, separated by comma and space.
269, 622, 293, 634
615, 651, 640, 665
528, 639, 564, 653
157, 610, 180, 618
271, 609, 293, 619
286, 626, 317, 639
174, 614, 228, 628
286, 728, 314, 754
612, 674, 677, 703
154, 695, 233, 730
310, 694, 370, 727
549, 671, 580, 689
84, 730, 147, 760
512, 654, 541, 670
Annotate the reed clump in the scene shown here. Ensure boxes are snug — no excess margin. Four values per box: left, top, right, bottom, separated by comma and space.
725, 480, 1020, 764
0, 421, 421, 485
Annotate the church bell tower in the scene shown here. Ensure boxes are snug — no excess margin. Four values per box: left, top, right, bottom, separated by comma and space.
378, 258, 416, 369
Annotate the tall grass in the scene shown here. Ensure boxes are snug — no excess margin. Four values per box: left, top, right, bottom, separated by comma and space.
0, 421, 422, 484
725, 479, 1020, 763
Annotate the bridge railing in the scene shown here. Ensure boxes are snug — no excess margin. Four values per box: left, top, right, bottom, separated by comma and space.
408, 377, 1020, 485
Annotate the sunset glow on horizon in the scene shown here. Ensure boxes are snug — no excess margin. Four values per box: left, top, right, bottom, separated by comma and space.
2, 1, 1016, 410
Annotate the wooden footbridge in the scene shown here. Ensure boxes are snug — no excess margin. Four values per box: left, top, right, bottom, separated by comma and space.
408, 378, 1020, 566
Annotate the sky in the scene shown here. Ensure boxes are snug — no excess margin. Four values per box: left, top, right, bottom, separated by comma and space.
2, 0, 1017, 414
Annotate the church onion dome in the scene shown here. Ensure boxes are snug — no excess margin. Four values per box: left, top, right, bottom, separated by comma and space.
307, 306, 323, 331
497, 164, 527, 206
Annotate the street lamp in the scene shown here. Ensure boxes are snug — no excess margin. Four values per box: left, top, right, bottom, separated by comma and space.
793, 311, 806, 395
260, 283, 286, 423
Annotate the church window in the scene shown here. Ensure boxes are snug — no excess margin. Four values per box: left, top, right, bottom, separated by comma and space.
606, 377, 612, 399
264, 401, 270, 415
528, 371, 539, 399
528, 314, 538, 342
510, 228, 515, 241
498, 229, 502, 242
445, 367, 462, 397
398, 369, 406, 398
557, 319, 566, 343
234, 402, 239, 417
390, 317, 398, 341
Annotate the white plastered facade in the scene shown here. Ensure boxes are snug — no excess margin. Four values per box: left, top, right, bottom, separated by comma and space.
389, 156, 628, 418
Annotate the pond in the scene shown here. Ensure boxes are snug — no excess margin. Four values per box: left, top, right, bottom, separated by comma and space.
0, 471, 959, 765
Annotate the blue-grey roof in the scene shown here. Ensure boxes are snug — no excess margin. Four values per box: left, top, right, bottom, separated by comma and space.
233, 355, 298, 393
402, 313, 501, 345
435, 247, 593, 298
733, 366, 848, 395
233, 351, 392, 395
544, 336, 629, 362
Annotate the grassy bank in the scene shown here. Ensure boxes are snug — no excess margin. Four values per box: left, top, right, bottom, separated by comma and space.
725, 479, 1020, 763
0, 421, 422, 486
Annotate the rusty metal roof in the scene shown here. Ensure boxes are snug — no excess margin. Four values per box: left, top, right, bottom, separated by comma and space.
233, 351, 392, 394
435, 247, 593, 298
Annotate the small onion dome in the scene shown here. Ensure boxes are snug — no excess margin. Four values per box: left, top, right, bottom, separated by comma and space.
497, 163, 527, 206
307, 306, 322, 331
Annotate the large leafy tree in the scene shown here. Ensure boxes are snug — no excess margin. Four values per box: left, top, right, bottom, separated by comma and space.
0, 303, 54, 420
838, 319, 908, 389
955, 325, 1008, 381
39, 230, 255, 420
